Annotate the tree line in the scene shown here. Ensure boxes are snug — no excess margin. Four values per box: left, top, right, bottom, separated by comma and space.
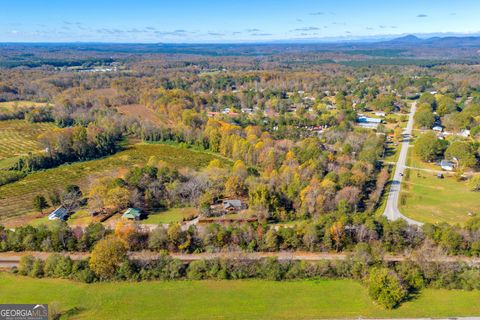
3, 215, 480, 256
16, 237, 480, 309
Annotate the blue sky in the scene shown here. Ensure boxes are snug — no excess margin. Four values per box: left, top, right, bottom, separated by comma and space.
1, 0, 479, 42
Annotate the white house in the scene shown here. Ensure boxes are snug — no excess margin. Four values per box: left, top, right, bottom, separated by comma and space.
440, 159, 455, 171
459, 129, 470, 138
357, 115, 382, 124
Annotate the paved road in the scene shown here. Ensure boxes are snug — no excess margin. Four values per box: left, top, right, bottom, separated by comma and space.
2, 251, 480, 268
383, 102, 423, 226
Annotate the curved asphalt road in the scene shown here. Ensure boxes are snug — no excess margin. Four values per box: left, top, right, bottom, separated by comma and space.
383, 102, 423, 226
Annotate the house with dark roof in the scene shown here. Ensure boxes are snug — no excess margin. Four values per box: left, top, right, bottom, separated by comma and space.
222, 200, 247, 211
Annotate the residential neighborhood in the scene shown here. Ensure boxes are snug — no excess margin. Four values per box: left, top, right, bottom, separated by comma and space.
0, 1, 480, 319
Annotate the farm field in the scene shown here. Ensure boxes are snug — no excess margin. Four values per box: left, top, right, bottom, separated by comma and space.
400, 170, 480, 225
141, 207, 199, 224
1, 274, 480, 319
0, 143, 227, 225
0, 120, 55, 167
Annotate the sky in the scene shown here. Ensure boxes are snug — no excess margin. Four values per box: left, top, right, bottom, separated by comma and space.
1, 0, 479, 43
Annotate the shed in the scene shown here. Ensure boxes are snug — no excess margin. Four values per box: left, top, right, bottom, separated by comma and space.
122, 208, 143, 220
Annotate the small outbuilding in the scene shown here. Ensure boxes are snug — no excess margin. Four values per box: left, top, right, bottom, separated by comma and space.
122, 208, 143, 220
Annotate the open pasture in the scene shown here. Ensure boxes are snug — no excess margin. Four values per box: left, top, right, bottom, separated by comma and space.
1, 274, 480, 319
400, 170, 480, 225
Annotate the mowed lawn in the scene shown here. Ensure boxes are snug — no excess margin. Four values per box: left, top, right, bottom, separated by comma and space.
0, 144, 226, 224
141, 207, 199, 224
406, 146, 443, 171
0, 274, 479, 319
0, 120, 55, 167
400, 171, 480, 225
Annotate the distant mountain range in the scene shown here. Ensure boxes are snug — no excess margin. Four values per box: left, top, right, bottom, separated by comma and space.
379, 34, 480, 48
1, 34, 479, 62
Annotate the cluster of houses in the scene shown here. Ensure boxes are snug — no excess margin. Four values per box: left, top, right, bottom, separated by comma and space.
207, 107, 254, 118
119, 199, 248, 222
47, 199, 247, 223
433, 125, 471, 140
430, 123, 470, 172
206, 90, 320, 120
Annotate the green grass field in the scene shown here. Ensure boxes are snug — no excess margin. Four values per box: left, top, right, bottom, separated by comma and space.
28, 209, 93, 227
400, 171, 480, 225
0, 274, 479, 319
0, 120, 55, 165
0, 143, 226, 224
141, 207, 199, 224
406, 146, 443, 171
383, 144, 400, 163
401, 140, 479, 225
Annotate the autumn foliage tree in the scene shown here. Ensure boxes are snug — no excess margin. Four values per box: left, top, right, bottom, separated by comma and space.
114, 220, 140, 248
89, 236, 127, 279
329, 221, 345, 252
